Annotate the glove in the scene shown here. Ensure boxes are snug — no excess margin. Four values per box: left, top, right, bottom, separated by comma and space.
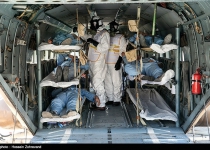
123, 72, 127, 77
87, 38, 99, 47
115, 56, 122, 70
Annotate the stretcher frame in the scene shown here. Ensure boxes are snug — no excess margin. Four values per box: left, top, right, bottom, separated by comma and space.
40, 97, 86, 123
38, 42, 87, 126
125, 88, 178, 122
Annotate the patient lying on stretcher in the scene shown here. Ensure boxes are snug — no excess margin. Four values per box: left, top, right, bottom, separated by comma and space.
48, 31, 88, 82
42, 85, 100, 118
122, 52, 174, 83
48, 30, 81, 46
54, 54, 89, 82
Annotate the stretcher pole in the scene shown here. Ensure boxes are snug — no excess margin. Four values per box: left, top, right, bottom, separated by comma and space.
75, 8, 82, 126
127, 5, 144, 126
136, 5, 141, 127
74, 8, 79, 78
36, 24, 43, 129
152, 3, 157, 43
175, 25, 181, 127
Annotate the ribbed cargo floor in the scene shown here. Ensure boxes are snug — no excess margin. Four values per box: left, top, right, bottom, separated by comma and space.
30, 101, 190, 143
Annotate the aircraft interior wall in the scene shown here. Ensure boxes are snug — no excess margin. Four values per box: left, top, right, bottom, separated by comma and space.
0, 2, 210, 143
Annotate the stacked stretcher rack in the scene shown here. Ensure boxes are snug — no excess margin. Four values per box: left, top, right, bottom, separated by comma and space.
38, 43, 85, 123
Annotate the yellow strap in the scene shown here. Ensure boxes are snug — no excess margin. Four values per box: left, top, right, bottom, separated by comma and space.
89, 44, 97, 50
141, 47, 154, 52
109, 45, 120, 52
109, 49, 119, 53
79, 50, 88, 65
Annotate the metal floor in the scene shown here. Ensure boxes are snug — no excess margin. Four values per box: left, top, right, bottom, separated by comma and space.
85, 102, 133, 128
30, 101, 191, 143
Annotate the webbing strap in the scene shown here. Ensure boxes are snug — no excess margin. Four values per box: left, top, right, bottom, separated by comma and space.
109, 45, 120, 52
187, 91, 191, 116
182, 61, 189, 99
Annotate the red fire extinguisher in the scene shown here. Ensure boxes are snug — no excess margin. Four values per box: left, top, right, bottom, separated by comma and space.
191, 68, 202, 95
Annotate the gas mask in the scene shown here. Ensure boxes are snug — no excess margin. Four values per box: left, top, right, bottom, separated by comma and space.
90, 16, 103, 31
109, 20, 119, 33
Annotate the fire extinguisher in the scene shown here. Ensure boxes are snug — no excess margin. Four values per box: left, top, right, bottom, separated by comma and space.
191, 68, 202, 95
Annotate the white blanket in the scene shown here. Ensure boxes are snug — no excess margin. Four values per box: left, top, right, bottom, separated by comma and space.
40, 97, 86, 123
150, 43, 178, 53
126, 88, 177, 122
141, 69, 175, 94
38, 43, 81, 51
40, 113, 80, 123
40, 69, 86, 88
40, 71, 79, 88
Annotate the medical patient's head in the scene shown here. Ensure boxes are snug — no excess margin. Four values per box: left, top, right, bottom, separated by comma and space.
48, 37, 53, 44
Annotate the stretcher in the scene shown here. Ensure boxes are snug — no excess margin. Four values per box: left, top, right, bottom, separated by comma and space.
38, 42, 81, 51
150, 43, 178, 53
38, 42, 85, 88
40, 69, 85, 88
140, 43, 178, 53
40, 97, 86, 123
126, 88, 177, 121
38, 42, 85, 124
140, 69, 175, 94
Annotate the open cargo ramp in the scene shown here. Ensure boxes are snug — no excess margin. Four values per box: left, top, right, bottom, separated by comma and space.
0, 75, 36, 143
31, 101, 190, 143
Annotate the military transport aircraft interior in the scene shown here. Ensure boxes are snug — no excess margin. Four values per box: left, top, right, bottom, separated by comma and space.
0, 1, 210, 143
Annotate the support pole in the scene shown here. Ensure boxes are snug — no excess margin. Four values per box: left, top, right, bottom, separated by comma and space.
152, 3, 157, 42
0, 33, 2, 66
136, 5, 141, 127
175, 25, 181, 127
0, 23, 4, 66
25, 92, 28, 113
36, 25, 43, 129
166, 51, 170, 59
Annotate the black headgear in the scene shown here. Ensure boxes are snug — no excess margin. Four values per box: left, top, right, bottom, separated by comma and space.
109, 20, 119, 33
90, 16, 103, 31
73, 26, 77, 32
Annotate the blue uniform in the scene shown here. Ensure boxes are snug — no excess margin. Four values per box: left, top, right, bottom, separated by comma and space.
53, 32, 79, 46
54, 57, 89, 81
122, 56, 163, 79
50, 86, 95, 114
144, 35, 163, 46
52, 31, 81, 66
122, 56, 141, 76
141, 61, 163, 79
129, 34, 163, 46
